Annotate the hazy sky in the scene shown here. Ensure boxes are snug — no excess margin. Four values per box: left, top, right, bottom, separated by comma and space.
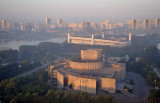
0, 0, 160, 23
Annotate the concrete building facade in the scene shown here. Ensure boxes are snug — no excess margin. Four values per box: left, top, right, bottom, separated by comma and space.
48, 49, 126, 94
68, 75, 97, 94
81, 49, 103, 60
67, 33, 131, 47
100, 78, 116, 93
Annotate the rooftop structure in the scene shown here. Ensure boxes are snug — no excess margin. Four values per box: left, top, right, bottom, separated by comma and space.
48, 49, 126, 94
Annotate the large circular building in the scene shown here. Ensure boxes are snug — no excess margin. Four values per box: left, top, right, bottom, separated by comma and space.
48, 49, 126, 94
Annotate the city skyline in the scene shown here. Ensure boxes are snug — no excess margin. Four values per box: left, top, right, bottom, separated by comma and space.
1, 0, 160, 23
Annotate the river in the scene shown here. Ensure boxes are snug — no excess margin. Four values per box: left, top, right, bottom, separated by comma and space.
0, 38, 66, 50
1, 35, 160, 50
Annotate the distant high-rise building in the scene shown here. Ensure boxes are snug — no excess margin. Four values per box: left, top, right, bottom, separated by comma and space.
143, 19, 151, 29
19, 23, 25, 31
19, 23, 32, 32
1, 19, 7, 30
155, 18, 160, 28
57, 18, 64, 28
6, 22, 16, 31
106, 24, 112, 30
105, 19, 109, 24
68, 23, 77, 28
81, 22, 91, 29
131, 19, 139, 29
45, 17, 51, 26
35, 23, 43, 32
100, 23, 105, 30
45, 18, 52, 31
128, 20, 132, 28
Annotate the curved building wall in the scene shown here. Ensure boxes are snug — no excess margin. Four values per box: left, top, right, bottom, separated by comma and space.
81, 49, 103, 60
69, 61, 105, 70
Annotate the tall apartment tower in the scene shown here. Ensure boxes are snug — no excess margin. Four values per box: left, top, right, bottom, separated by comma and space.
131, 19, 139, 29
155, 18, 160, 28
105, 19, 109, 24
35, 23, 43, 32
57, 18, 64, 28
1, 19, 7, 30
45, 18, 51, 26
143, 19, 151, 29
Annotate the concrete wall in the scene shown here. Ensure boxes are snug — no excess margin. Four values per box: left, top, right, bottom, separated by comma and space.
69, 61, 105, 70
48, 65, 54, 75
68, 75, 97, 94
71, 39, 92, 45
53, 70, 58, 79
112, 63, 126, 82
100, 78, 116, 93
81, 49, 103, 60
57, 71, 64, 89
69, 36, 129, 47
111, 63, 125, 68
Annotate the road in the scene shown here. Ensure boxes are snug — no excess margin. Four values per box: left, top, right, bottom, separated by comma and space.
125, 72, 150, 98
16, 63, 48, 78
15, 56, 64, 78
114, 71, 150, 103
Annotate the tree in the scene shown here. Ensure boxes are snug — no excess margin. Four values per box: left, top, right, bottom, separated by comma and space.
144, 46, 159, 64
10, 98, 17, 103
0, 50, 18, 62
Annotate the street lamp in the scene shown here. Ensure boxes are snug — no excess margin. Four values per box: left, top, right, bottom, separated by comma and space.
155, 79, 156, 89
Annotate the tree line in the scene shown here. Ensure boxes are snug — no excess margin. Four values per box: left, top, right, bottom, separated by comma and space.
0, 60, 41, 82
0, 69, 115, 103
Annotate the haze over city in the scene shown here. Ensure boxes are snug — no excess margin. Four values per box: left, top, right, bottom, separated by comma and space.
1, 0, 160, 103
1, 0, 160, 23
